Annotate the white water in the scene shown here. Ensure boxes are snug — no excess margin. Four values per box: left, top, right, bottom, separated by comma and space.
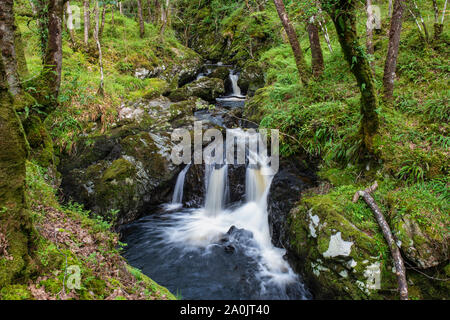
229, 72, 245, 98
172, 164, 191, 205
204, 165, 228, 217
162, 129, 300, 290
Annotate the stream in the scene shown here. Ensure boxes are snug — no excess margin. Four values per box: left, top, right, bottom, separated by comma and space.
120, 65, 311, 300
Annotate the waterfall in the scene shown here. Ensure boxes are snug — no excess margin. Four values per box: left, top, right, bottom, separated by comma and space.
246, 167, 270, 204
172, 164, 191, 205
204, 165, 228, 217
229, 72, 243, 97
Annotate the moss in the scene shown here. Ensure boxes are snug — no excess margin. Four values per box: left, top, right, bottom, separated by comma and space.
0, 284, 32, 300
101, 158, 136, 182
126, 266, 177, 300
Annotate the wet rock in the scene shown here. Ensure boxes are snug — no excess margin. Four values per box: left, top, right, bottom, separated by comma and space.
268, 157, 314, 249
238, 60, 265, 97
168, 77, 225, 103
60, 129, 180, 225
208, 66, 230, 82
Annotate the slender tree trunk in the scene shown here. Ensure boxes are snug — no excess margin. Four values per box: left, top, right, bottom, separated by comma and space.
383, 0, 405, 106
322, 0, 378, 152
66, 1, 76, 45
154, 0, 161, 25
160, 0, 167, 35
315, 2, 332, 53
99, 5, 106, 40
389, 0, 393, 17
84, 0, 90, 47
111, 5, 114, 25
147, 0, 152, 23
14, 21, 29, 79
43, 0, 65, 102
366, 0, 375, 72
273, 0, 310, 85
119, 1, 123, 15
412, 1, 429, 42
434, 0, 447, 39
93, 1, 104, 95
307, 16, 324, 77
0, 0, 22, 95
137, 0, 145, 38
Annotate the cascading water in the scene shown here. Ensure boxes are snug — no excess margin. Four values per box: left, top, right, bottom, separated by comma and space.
121, 65, 310, 300
204, 165, 228, 216
172, 164, 191, 205
229, 72, 243, 97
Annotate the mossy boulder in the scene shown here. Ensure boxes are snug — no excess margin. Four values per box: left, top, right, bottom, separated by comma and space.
168, 77, 225, 103
289, 198, 386, 300
238, 60, 265, 97
243, 87, 270, 124
208, 67, 230, 82
59, 127, 180, 225
288, 183, 450, 300
386, 186, 449, 270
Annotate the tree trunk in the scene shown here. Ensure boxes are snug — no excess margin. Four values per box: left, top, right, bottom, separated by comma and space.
66, 1, 76, 45
322, 0, 378, 152
0, 0, 22, 96
353, 182, 409, 300
389, 0, 393, 17
147, 0, 152, 23
160, 0, 167, 35
0, 4, 34, 290
99, 5, 106, 40
307, 17, 324, 77
14, 21, 29, 80
93, 1, 104, 96
273, 0, 310, 85
154, 0, 160, 24
137, 0, 145, 38
412, 1, 429, 42
84, 0, 90, 47
315, 2, 332, 53
434, 0, 447, 39
383, 0, 405, 106
119, 2, 123, 15
366, 0, 375, 72
43, 0, 65, 103
111, 5, 114, 25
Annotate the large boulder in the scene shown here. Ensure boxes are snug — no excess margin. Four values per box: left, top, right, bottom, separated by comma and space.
168, 77, 225, 103
237, 60, 265, 97
287, 185, 450, 300
59, 128, 179, 225
59, 96, 200, 225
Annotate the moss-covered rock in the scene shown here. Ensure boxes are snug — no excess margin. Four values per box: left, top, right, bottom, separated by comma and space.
288, 182, 450, 300
59, 129, 179, 225
238, 60, 265, 97
168, 77, 225, 103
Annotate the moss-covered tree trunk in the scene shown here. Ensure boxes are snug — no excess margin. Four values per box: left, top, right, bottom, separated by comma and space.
0, 31, 35, 290
383, 0, 405, 106
322, 0, 379, 153
0, 0, 22, 96
273, 0, 310, 85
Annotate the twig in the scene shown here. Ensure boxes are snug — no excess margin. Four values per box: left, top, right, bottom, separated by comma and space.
353, 181, 409, 300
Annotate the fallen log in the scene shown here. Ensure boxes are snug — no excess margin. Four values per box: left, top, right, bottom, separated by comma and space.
353, 181, 409, 300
